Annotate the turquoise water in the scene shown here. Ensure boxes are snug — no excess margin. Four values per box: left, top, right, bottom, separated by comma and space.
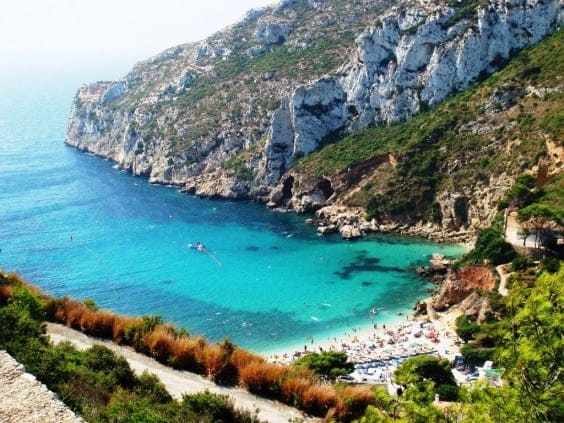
0, 75, 466, 353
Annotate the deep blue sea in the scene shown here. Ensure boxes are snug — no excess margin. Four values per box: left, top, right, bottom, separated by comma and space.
0, 72, 466, 353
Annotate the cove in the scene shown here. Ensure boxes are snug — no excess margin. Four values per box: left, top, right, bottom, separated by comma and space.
0, 76, 466, 353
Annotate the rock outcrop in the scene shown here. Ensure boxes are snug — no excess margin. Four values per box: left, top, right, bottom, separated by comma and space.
459, 291, 494, 324
262, 0, 562, 177
0, 351, 84, 423
430, 266, 496, 311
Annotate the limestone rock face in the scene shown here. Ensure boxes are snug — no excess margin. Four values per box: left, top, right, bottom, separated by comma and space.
459, 291, 493, 324
254, 18, 293, 45
66, 0, 562, 240
264, 99, 294, 184
276, 0, 561, 165
101, 81, 128, 103
291, 78, 347, 157
435, 173, 513, 231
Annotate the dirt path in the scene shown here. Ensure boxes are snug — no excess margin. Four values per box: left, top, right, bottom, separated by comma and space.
46, 323, 319, 423
495, 265, 511, 296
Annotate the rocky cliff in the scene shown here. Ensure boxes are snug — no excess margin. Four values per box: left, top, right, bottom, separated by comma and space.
67, 0, 563, 241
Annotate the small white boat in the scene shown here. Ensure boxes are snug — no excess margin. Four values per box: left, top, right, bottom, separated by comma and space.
188, 242, 206, 252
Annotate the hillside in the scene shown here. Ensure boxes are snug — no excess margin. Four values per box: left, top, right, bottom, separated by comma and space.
66, 0, 563, 242
288, 28, 563, 241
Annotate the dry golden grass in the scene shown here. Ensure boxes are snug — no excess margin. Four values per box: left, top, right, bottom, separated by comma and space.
335, 385, 376, 421
48, 298, 81, 325
0, 285, 13, 305
112, 316, 138, 344
0, 271, 381, 419
300, 383, 337, 417
81, 310, 116, 339
239, 361, 289, 397
280, 375, 312, 405
169, 336, 207, 373
229, 348, 264, 370
201, 345, 226, 377
65, 302, 88, 330
0, 271, 44, 304
145, 326, 176, 363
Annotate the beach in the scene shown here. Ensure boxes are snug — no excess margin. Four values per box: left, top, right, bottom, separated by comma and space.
265, 303, 464, 386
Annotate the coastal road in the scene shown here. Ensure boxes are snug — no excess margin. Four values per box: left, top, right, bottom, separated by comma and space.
46, 323, 320, 423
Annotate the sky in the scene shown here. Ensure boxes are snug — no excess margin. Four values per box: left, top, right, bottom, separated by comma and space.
0, 0, 275, 80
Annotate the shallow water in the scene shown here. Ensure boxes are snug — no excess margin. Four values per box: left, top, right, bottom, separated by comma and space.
0, 75, 466, 353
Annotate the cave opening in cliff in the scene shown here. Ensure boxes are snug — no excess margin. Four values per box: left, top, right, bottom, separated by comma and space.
316, 177, 335, 200
282, 175, 294, 201
453, 197, 469, 229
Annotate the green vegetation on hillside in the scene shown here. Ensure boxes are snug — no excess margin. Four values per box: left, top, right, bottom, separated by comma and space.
0, 276, 261, 422
394, 355, 460, 402
460, 214, 517, 265
0, 272, 377, 421
293, 351, 354, 381
294, 29, 563, 222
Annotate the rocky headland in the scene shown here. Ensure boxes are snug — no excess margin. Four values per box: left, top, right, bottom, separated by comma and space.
66, 0, 563, 243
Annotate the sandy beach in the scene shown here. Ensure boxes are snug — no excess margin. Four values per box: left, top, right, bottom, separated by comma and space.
265, 304, 464, 386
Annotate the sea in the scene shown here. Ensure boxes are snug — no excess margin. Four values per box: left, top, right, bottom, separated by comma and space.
0, 69, 466, 354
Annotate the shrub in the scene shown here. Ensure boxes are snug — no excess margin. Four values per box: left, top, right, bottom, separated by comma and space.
464, 225, 516, 265
123, 315, 163, 352
182, 390, 239, 422
168, 336, 206, 374
460, 344, 495, 364
300, 383, 337, 417
335, 386, 376, 421
8, 284, 46, 321
456, 314, 481, 342
135, 371, 173, 404
239, 361, 289, 398
100, 390, 168, 423
83, 344, 136, 389
0, 305, 46, 356
541, 257, 561, 273
112, 316, 138, 344
83, 299, 99, 312
293, 351, 354, 381
435, 383, 460, 401
58, 377, 111, 417
511, 256, 532, 271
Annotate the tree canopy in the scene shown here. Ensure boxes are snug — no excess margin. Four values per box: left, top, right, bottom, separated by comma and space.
293, 351, 354, 380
